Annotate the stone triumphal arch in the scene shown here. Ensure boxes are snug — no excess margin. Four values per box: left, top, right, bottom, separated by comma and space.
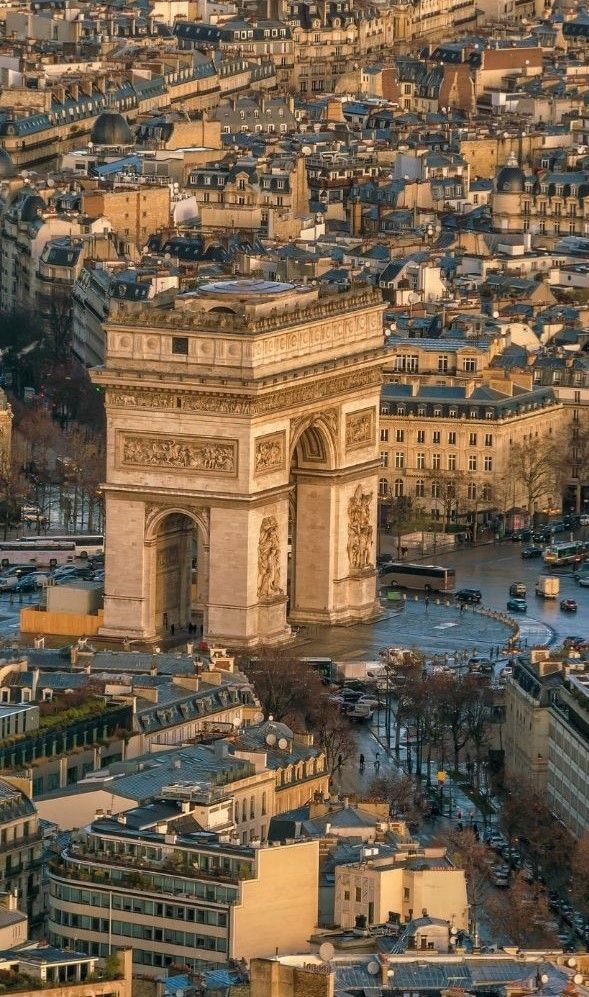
93, 278, 386, 645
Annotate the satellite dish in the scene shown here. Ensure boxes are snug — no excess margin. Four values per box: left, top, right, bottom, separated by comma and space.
319, 942, 335, 962
574, 975, 583, 985
568, 959, 577, 968
302, 145, 312, 155
450, 926, 458, 934
278, 737, 288, 749
367, 961, 380, 976
265, 733, 277, 746
253, 712, 264, 724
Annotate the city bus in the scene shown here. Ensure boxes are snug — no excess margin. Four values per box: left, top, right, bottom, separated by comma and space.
379, 562, 456, 592
543, 540, 589, 567
18, 534, 104, 558
0, 540, 76, 566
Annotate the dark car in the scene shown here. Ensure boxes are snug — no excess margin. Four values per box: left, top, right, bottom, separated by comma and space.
512, 529, 532, 543
560, 599, 578, 613
455, 588, 482, 604
521, 546, 543, 559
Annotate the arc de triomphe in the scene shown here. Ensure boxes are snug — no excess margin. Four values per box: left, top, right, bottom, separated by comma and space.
92, 279, 386, 646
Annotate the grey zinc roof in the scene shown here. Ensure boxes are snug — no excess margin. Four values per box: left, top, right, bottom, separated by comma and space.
101, 743, 254, 803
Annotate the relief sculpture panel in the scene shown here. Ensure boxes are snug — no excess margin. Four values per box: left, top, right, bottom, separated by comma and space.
119, 433, 237, 475
257, 516, 283, 600
347, 485, 374, 570
345, 407, 376, 451
254, 431, 285, 476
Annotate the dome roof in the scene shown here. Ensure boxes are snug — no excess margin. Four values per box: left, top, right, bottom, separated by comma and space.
496, 155, 525, 194
90, 111, 133, 146
0, 147, 15, 179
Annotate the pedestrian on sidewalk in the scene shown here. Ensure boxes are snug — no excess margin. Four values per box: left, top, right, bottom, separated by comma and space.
374, 754, 380, 774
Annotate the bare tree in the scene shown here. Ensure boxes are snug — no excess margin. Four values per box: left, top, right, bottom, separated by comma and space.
310, 697, 355, 775
486, 872, 557, 948
241, 649, 323, 725
439, 827, 491, 940
507, 441, 562, 518
366, 771, 425, 822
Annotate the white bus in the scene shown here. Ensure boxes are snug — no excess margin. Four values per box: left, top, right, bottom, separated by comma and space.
18, 534, 104, 558
0, 541, 76, 566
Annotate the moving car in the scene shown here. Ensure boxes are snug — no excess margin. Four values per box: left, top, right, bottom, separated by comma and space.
578, 575, 589, 588
455, 588, 482, 604
560, 599, 578, 613
509, 582, 526, 598
512, 529, 532, 542
507, 597, 527, 612
521, 546, 543, 559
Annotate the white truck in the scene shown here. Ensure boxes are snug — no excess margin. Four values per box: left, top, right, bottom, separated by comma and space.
535, 575, 560, 599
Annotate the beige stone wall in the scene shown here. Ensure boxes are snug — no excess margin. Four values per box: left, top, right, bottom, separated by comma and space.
231, 841, 319, 961
504, 678, 549, 792
335, 863, 468, 930
82, 188, 171, 249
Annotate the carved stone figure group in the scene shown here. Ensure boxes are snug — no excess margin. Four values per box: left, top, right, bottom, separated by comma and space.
347, 485, 373, 570
122, 435, 235, 473
257, 515, 283, 599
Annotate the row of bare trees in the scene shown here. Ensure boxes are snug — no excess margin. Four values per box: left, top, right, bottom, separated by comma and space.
3, 399, 106, 534
381, 651, 495, 786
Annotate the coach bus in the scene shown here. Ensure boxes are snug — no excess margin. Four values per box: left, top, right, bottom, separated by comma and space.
0, 540, 76, 566
379, 562, 455, 592
18, 534, 104, 558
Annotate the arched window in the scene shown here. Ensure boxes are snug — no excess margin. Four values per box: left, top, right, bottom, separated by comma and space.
468, 482, 477, 500
431, 481, 440, 498
415, 479, 425, 497
379, 477, 389, 497
394, 478, 404, 498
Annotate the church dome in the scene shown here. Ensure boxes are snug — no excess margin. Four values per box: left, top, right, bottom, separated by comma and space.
90, 112, 133, 146
496, 154, 525, 193
0, 147, 15, 178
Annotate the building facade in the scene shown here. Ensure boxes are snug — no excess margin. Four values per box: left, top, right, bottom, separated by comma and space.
48, 799, 319, 972
379, 381, 564, 526
547, 673, 589, 837
0, 777, 44, 926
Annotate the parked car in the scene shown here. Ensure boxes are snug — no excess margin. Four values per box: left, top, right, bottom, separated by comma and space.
521, 546, 543, 559
507, 597, 527, 612
455, 588, 482, 604
577, 575, 589, 588
15, 574, 39, 593
560, 599, 578, 613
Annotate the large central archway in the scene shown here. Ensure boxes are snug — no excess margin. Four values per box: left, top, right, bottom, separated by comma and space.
147, 508, 209, 636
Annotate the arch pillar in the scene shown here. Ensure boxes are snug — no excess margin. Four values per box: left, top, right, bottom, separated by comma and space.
289, 465, 379, 626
